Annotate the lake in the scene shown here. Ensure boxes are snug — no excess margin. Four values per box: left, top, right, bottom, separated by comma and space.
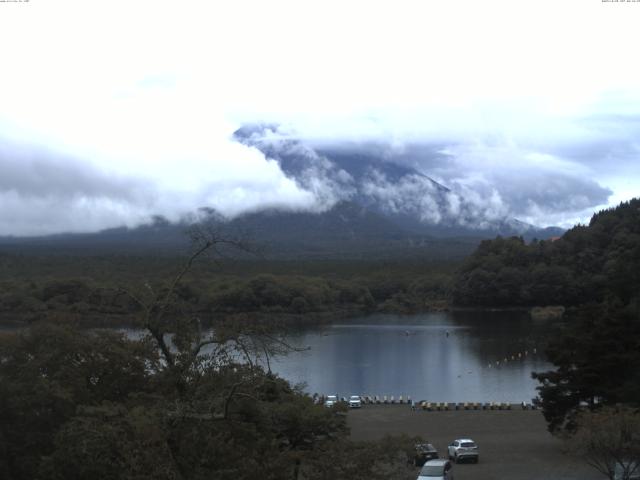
268, 311, 555, 403
1, 310, 555, 403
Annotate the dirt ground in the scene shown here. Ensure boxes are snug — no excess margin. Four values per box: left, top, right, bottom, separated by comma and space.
347, 405, 603, 480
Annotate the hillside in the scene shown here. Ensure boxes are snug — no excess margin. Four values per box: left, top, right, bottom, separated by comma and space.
452, 198, 640, 307
0, 202, 482, 260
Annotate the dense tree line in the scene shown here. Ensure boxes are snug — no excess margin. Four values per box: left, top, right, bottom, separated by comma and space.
0, 263, 454, 326
452, 198, 640, 307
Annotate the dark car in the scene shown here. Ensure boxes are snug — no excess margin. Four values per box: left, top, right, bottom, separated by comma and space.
414, 443, 439, 466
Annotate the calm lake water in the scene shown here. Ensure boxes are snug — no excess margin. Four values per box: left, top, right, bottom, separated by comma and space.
1, 310, 555, 403
268, 311, 555, 403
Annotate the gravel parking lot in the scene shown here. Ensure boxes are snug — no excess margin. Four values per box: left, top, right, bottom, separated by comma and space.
347, 405, 603, 480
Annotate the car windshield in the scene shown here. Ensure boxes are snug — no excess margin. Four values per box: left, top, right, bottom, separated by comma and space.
350, 396, 359, 400
420, 465, 444, 476
461, 442, 476, 448
327, 396, 337, 401
417, 444, 436, 452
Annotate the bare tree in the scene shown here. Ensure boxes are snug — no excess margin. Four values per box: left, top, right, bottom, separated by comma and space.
566, 406, 640, 480
119, 218, 304, 403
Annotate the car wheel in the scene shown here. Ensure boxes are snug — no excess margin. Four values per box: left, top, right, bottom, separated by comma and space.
475, 457, 479, 464
454, 454, 458, 464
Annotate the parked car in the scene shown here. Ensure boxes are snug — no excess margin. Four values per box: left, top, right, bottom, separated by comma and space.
348, 395, 362, 408
447, 438, 479, 463
417, 459, 454, 480
324, 395, 339, 407
414, 443, 439, 466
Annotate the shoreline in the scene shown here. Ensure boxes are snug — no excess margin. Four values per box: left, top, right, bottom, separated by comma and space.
0, 304, 549, 330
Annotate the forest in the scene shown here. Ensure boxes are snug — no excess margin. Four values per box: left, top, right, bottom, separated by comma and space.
452, 198, 640, 307
0, 255, 454, 327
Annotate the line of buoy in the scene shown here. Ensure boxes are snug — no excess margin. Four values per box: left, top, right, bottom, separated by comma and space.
487, 347, 538, 368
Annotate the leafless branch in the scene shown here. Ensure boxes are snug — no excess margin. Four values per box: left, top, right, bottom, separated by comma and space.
260, 332, 310, 354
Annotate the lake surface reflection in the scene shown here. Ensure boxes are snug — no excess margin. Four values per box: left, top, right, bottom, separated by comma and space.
270, 311, 554, 403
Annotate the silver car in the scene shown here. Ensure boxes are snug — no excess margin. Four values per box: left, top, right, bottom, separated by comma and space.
417, 459, 454, 480
348, 395, 362, 408
447, 438, 479, 463
324, 395, 338, 407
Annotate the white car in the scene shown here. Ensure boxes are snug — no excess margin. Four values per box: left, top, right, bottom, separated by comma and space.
417, 459, 454, 480
447, 438, 479, 463
348, 395, 362, 408
324, 395, 338, 407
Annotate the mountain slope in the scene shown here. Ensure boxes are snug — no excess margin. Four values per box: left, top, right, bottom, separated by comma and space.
233, 124, 563, 239
0, 202, 482, 260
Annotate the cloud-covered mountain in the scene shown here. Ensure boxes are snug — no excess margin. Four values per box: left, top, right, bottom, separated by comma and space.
233, 124, 564, 239
0, 123, 568, 258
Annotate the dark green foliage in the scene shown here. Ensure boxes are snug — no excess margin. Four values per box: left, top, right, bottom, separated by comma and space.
0, 323, 154, 479
0, 258, 457, 326
44, 405, 179, 480
0, 321, 420, 480
533, 301, 640, 433
452, 198, 640, 307
0, 322, 361, 480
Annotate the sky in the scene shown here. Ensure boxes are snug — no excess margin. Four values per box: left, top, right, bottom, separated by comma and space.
0, 0, 639, 235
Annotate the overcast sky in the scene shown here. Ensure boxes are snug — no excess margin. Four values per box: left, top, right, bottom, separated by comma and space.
0, 0, 639, 235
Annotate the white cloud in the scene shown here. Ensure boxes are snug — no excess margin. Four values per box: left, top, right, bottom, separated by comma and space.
0, 0, 638, 234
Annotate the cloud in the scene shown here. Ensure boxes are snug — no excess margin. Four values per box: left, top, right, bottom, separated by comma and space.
0, 114, 621, 236
431, 143, 614, 227
0, 137, 318, 236
0, 1, 636, 235
0, 143, 146, 202
234, 124, 618, 230
239, 127, 516, 230
361, 170, 442, 223
234, 127, 357, 211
